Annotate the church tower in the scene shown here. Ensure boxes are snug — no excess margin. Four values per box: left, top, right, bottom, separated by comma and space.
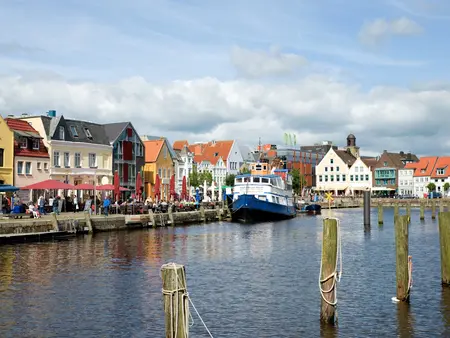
345, 134, 360, 158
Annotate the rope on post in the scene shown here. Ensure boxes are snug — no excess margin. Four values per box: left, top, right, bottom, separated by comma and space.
318, 217, 343, 307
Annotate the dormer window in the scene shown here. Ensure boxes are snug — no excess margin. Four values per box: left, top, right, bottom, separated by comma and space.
70, 126, 79, 137
437, 168, 445, 175
214, 152, 219, 157
421, 169, 425, 173
32, 139, 39, 150
84, 128, 92, 139
20, 138, 27, 149
59, 126, 65, 139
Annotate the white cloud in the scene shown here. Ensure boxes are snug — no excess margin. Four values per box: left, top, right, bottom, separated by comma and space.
230, 46, 307, 78
0, 73, 449, 156
359, 17, 423, 46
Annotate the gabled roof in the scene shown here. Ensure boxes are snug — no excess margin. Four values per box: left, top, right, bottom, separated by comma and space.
335, 150, 356, 167
144, 139, 165, 162
361, 157, 377, 168
173, 140, 189, 151
431, 157, 450, 178
5, 118, 49, 158
193, 140, 234, 166
5, 118, 40, 134
410, 156, 438, 177
383, 151, 419, 168
103, 122, 130, 143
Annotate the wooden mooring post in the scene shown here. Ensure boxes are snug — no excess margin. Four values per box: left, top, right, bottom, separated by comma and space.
161, 263, 189, 338
441, 201, 445, 214
394, 202, 399, 219
420, 202, 425, 221
406, 203, 411, 218
378, 203, 383, 225
320, 218, 338, 324
438, 212, 450, 286
395, 215, 410, 302
432, 201, 437, 219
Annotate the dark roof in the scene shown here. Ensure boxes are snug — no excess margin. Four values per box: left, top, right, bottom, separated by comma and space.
347, 134, 356, 139
361, 157, 378, 168
384, 151, 419, 168
103, 122, 129, 143
335, 150, 357, 167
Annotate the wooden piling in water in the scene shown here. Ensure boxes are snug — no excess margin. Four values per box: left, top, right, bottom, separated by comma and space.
432, 201, 437, 219
441, 201, 445, 213
84, 211, 93, 233
406, 203, 411, 218
395, 215, 410, 302
394, 202, 399, 219
200, 205, 206, 222
420, 202, 425, 220
320, 218, 338, 324
378, 203, 383, 225
438, 212, 450, 286
161, 263, 189, 338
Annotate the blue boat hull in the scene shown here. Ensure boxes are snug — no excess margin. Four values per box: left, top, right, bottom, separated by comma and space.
232, 195, 297, 223
297, 204, 322, 215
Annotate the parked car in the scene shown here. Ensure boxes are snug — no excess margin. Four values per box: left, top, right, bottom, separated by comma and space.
428, 192, 442, 199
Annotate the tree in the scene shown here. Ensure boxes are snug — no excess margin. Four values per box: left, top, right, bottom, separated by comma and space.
240, 166, 251, 174
199, 171, 213, 186
427, 182, 436, 192
444, 182, 450, 193
225, 174, 236, 186
291, 168, 306, 195
188, 165, 200, 188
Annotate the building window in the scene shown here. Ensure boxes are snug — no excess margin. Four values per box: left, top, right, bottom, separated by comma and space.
64, 152, 70, 167
32, 139, 39, 150
383, 161, 388, 167
20, 137, 27, 149
59, 126, 65, 139
84, 128, 92, 139
330, 175, 334, 182
163, 168, 166, 178
437, 168, 445, 175
324, 175, 328, 182
25, 162, 31, 175
70, 126, 79, 137
89, 153, 97, 168
360, 175, 364, 181
330, 167, 334, 172
350, 175, 354, 181
355, 175, 359, 181
336, 175, 340, 182
336, 166, 339, 172
44, 163, 48, 171
342, 175, 346, 181
319, 175, 322, 182
366, 174, 369, 181
0, 148, 3, 167
53, 151, 60, 167
17, 161, 23, 174
37, 162, 42, 170
75, 153, 81, 167
330, 159, 334, 164
325, 167, 328, 172
158, 168, 162, 178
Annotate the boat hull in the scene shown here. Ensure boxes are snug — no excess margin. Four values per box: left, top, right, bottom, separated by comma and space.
297, 204, 322, 215
232, 194, 296, 223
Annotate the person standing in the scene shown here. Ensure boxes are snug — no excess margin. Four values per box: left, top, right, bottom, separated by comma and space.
38, 195, 45, 215
73, 195, 79, 213
103, 196, 111, 216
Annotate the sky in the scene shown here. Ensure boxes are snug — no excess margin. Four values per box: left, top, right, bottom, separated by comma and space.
0, 0, 449, 156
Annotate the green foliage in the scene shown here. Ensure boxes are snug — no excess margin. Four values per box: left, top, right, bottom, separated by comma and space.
188, 165, 200, 188
199, 171, 213, 186
427, 182, 436, 192
225, 174, 236, 187
240, 166, 251, 174
291, 168, 306, 195
444, 182, 450, 192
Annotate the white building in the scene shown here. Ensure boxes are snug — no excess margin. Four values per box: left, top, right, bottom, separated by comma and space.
173, 144, 194, 194
315, 148, 354, 195
430, 157, 450, 195
348, 158, 373, 193
398, 167, 415, 195
412, 157, 437, 198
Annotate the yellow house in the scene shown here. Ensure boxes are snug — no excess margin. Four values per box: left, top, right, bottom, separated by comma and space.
143, 138, 175, 200
0, 115, 14, 185
20, 112, 113, 189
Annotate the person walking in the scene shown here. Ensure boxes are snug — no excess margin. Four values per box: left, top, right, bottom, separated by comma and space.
38, 195, 45, 215
103, 196, 111, 216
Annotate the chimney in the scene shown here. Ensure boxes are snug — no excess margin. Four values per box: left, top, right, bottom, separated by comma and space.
383, 150, 387, 153
47, 110, 56, 118
400, 151, 404, 156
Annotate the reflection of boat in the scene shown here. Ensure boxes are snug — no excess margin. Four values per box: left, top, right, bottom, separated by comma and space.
232, 160, 296, 223
297, 201, 321, 215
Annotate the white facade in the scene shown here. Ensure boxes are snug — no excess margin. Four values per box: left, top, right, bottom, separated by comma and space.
197, 157, 227, 187
348, 158, 372, 192
398, 169, 414, 195
414, 175, 430, 198
315, 148, 350, 193
226, 141, 244, 175
175, 146, 194, 194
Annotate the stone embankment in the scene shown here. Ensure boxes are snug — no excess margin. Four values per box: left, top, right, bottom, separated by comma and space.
0, 205, 229, 243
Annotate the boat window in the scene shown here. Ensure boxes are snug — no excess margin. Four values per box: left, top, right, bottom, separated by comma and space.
256, 164, 261, 170
235, 178, 242, 183
253, 177, 260, 183
244, 177, 251, 183
251, 165, 255, 170
263, 165, 267, 170
261, 178, 269, 183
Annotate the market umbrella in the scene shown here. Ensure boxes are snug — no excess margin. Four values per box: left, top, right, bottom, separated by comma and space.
0, 184, 19, 192
154, 174, 160, 202
97, 184, 129, 192
74, 183, 95, 190
136, 171, 142, 201
169, 174, 175, 199
181, 176, 187, 200
20, 179, 74, 190
114, 171, 120, 201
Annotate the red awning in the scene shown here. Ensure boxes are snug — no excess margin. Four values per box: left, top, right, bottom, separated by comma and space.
74, 183, 95, 190
97, 184, 129, 191
20, 179, 74, 190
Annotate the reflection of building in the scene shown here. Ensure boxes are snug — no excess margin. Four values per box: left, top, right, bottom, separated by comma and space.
104, 122, 145, 194
20, 111, 113, 188
5, 118, 50, 192
0, 115, 14, 185
143, 137, 176, 200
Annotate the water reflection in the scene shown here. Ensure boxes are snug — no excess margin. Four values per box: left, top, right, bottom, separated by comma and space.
320, 322, 338, 338
397, 302, 414, 338
441, 287, 450, 336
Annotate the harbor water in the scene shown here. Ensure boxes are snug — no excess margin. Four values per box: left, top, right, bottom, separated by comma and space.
0, 208, 449, 337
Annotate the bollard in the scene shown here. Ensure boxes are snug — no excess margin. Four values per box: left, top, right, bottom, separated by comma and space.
200, 205, 206, 222
51, 212, 59, 232
395, 215, 410, 302
363, 190, 370, 226
168, 207, 175, 226
161, 263, 189, 338
406, 203, 411, 218
439, 212, 450, 286
319, 218, 339, 324
432, 201, 437, 219
378, 203, 383, 225
420, 202, 425, 220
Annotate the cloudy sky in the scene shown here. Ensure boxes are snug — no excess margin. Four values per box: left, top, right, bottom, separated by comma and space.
0, 0, 449, 156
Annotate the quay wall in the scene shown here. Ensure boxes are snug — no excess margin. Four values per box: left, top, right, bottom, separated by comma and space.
318, 197, 450, 209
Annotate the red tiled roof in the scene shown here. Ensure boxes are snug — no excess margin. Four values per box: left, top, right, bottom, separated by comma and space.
5, 118, 49, 158
5, 118, 40, 133
173, 140, 188, 151
411, 156, 438, 177
192, 140, 234, 166
431, 156, 450, 178
144, 139, 165, 162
